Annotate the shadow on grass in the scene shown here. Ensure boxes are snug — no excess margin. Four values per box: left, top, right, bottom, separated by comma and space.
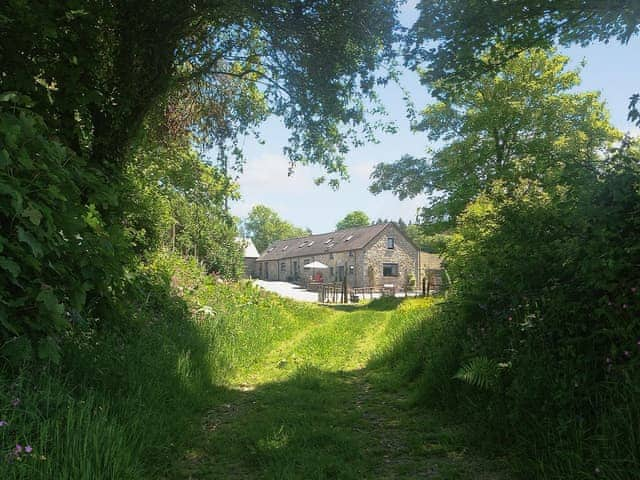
326, 296, 407, 313
172, 364, 504, 480
55, 270, 228, 479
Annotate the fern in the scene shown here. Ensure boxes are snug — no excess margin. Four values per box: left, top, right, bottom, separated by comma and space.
454, 356, 501, 390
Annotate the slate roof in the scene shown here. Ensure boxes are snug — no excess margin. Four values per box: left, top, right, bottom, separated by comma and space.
256, 223, 390, 262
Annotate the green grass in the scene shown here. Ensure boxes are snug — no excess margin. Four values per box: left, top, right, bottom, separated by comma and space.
0, 255, 505, 479
165, 295, 506, 479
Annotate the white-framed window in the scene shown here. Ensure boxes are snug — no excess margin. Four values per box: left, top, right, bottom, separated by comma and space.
386, 237, 395, 249
280, 262, 286, 272
382, 263, 399, 277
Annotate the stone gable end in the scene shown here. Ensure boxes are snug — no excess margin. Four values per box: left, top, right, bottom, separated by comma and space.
362, 224, 418, 289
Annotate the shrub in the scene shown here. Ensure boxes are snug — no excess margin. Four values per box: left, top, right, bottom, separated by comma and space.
0, 101, 134, 363
438, 141, 640, 477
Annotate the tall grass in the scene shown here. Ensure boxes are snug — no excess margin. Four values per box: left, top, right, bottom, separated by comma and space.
372, 299, 640, 480
0, 253, 322, 479
369, 301, 463, 402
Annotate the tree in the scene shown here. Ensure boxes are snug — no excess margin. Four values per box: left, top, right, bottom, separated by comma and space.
405, 224, 449, 254
244, 205, 310, 253
407, 0, 640, 123
128, 137, 243, 278
370, 49, 618, 230
0, 1, 401, 354
0, 1, 401, 178
336, 211, 370, 230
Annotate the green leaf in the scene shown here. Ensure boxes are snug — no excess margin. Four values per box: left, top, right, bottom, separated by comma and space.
70, 284, 88, 311
17, 148, 34, 168
0, 307, 19, 335
0, 148, 10, 168
36, 288, 64, 316
22, 205, 43, 225
0, 182, 23, 211
18, 227, 44, 257
37, 336, 61, 364
47, 185, 67, 201
0, 91, 33, 107
0, 335, 33, 363
454, 356, 501, 390
0, 256, 21, 278
0, 91, 19, 103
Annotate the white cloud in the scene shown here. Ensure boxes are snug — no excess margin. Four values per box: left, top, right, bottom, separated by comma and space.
349, 160, 374, 182
237, 153, 311, 195
230, 151, 427, 232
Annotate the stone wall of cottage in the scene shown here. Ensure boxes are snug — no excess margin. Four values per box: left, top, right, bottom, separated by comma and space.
362, 224, 418, 290
255, 224, 418, 289
256, 250, 363, 286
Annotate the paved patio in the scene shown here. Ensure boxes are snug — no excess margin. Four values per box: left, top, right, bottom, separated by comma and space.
252, 280, 427, 303
253, 280, 319, 302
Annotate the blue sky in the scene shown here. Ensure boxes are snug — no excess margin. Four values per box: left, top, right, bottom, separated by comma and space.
229, 2, 640, 234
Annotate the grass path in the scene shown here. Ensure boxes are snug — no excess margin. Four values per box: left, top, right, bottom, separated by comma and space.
168, 300, 507, 479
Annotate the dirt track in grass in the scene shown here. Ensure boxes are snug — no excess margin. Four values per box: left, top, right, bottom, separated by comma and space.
167, 299, 508, 480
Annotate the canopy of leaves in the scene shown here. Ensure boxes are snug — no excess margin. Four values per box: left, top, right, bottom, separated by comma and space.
408, 0, 640, 123
370, 49, 618, 230
404, 224, 449, 254
244, 205, 311, 253
0, 0, 402, 176
335, 211, 370, 230
0, 1, 401, 361
128, 135, 243, 278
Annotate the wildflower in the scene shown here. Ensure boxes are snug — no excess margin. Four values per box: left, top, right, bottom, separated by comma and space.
11, 398, 20, 407
14, 444, 23, 454
624, 350, 631, 359
632, 287, 637, 293
0, 420, 8, 427
623, 304, 628, 309
25, 445, 33, 454
605, 357, 612, 364
595, 467, 601, 475
508, 316, 513, 321
607, 301, 612, 306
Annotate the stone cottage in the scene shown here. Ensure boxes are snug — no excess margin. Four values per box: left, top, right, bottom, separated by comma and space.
255, 223, 421, 289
